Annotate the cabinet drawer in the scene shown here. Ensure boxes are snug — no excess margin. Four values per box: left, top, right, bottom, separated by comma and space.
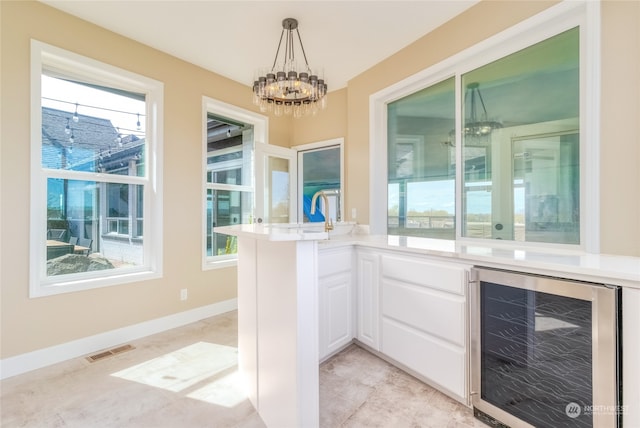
381, 255, 466, 295
319, 248, 353, 277
382, 318, 466, 400
382, 280, 465, 347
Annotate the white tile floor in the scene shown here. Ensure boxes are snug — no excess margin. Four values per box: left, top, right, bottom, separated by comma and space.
1, 310, 487, 427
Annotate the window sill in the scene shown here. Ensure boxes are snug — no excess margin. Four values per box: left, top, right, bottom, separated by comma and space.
30, 268, 162, 298
203, 256, 237, 271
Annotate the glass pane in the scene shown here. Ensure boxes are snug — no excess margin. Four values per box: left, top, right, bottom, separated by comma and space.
46, 179, 144, 276
206, 114, 253, 185
481, 281, 592, 427
513, 133, 579, 243
206, 189, 253, 256
462, 28, 579, 243
387, 77, 455, 239
41, 75, 146, 176
301, 147, 341, 223
208, 167, 243, 185
204, 114, 255, 258
268, 156, 290, 224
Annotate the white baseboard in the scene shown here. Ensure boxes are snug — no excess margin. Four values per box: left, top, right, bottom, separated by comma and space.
0, 298, 237, 380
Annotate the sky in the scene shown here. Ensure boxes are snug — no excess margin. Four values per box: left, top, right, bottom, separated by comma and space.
41, 75, 146, 137
388, 179, 525, 215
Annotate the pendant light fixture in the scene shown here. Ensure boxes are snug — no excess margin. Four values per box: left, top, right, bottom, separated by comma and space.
253, 18, 327, 118
446, 82, 502, 147
463, 82, 502, 139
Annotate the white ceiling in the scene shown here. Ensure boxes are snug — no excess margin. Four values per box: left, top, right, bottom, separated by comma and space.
40, 0, 479, 92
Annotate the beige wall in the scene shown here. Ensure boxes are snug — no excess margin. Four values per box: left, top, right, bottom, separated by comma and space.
600, 0, 640, 256
1, 0, 639, 360
291, 88, 348, 145
0, 1, 289, 359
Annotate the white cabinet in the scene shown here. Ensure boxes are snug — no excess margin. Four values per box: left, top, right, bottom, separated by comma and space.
379, 254, 470, 403
235, 236, 320, 427
356, 249, 380, 351
318, 246, 354, 361
319, 245, 475, 405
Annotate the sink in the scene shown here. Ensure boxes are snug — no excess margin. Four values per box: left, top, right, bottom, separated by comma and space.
270, 222, 356, 238
327, 223, 356, 237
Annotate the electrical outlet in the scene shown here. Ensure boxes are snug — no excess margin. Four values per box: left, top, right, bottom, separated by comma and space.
180, 289, 188, 301
351, 208, 357, 220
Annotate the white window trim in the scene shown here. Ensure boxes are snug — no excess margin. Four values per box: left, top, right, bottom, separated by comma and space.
370, 1, 600, 253
293, 137, 345, 224
30, 40, 164, 297
202, 97, 268, 270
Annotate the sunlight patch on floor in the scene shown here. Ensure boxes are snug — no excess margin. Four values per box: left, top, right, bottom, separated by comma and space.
111, 342, 238, 394
187, 369, 247, 407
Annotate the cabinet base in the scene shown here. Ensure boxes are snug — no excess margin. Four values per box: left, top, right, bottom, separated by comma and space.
473, 407, 509, 428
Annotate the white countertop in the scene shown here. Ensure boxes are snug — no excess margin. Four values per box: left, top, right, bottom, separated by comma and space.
325, 233, 640, 288
214, 223, 329, 241
215, 223, 640, 288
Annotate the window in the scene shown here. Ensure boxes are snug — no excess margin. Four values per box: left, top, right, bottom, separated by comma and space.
295, 138, 344, 224
372, 2, 598, 251
202, 97, 267, 269
461, 28, 580, 244
30, 40, 163, 297
205, 115, 253, 260
387, 78, 455, 239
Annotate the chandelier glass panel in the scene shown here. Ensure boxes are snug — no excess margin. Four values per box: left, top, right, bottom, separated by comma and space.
253, 18, 327, 118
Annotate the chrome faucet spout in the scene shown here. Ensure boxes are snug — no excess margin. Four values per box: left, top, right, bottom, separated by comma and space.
310, 191, 334, 232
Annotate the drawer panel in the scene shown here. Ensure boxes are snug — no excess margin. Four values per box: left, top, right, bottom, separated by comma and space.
381, 255, 466, 295
382, 318, 466, 401
382, 279, 465, 347
318, 248, 352, 277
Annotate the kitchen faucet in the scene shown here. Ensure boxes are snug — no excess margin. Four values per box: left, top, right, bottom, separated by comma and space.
310, 190, 334, 232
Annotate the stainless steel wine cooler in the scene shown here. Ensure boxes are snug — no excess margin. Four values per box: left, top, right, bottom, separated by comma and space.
470, 267, 621, 428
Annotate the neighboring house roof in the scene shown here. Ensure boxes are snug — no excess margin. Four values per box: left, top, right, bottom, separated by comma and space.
41, 107, 145, 173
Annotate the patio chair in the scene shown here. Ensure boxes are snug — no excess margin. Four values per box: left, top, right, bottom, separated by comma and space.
77, 237, 93, 255
47, 229, 67, 242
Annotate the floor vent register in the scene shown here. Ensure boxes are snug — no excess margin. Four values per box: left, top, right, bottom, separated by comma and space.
86, 344, 135, 362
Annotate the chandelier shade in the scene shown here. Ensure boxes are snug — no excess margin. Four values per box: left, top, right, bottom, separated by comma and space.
463, 82, 502, 138
253, 18, 327, 118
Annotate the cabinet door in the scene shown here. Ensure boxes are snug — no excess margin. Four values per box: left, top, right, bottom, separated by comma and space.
318, 247, 354, 361
319, 272, 353, 360
356, 250, 380, 350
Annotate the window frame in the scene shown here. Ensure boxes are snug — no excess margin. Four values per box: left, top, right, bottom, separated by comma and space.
30, 40, 164, 297
293, 137, 345, 224
202, 97, 268, 270
370, 1, 600, 252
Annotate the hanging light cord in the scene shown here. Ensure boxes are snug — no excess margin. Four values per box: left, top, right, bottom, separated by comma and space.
42, 97, 145, 118
271, 28, 286, 71
295, 28, 310, 69
270, 22, 311, 73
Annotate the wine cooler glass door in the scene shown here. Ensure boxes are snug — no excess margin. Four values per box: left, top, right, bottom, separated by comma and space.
470, 268, 620, 428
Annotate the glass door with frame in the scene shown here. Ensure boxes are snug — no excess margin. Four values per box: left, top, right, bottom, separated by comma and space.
255, 142, 297, 224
